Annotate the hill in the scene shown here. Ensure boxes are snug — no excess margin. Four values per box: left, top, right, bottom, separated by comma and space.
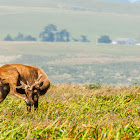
0, 84, 140, 139
0, 0, 140, 42
104, 0, 129, 2
1, 1, 140, 85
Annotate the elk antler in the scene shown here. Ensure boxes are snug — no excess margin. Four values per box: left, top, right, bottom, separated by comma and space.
16, 74, 43, 91
16, 81, 30, 90
29, 74, 43, 90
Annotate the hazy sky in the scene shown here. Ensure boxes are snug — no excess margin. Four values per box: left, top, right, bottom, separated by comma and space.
129, 0, 140, 2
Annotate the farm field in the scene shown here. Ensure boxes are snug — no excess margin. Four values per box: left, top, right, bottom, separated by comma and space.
0, 84, 140, 139
0, 41, 140, 85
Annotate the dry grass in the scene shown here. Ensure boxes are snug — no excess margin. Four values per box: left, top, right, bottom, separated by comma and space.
47, 57, 140, 65
0, 84, 140, 139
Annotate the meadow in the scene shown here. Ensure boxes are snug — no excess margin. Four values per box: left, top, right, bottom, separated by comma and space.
0, 84, 140, 139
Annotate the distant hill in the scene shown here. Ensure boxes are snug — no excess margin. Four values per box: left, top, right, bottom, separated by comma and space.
103, 0, 140, 3
104, 0, 129, 2
0, 0, 140, 42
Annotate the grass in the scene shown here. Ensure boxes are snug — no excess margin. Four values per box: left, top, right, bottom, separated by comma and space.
1, 41, 140, 57
0, 84, 140, 139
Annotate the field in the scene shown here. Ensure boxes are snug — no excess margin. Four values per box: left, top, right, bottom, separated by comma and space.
0, 1, 140, 139
1, 0, 140, 42
0, 41, 140, 85
0, 84, 140, 139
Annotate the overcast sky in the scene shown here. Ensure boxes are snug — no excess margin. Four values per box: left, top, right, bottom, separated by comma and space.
129, 0, 140, 2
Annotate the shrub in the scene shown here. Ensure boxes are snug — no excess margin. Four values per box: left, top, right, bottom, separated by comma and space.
86, 82, 101, 89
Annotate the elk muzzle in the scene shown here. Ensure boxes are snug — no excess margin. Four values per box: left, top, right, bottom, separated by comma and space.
25, 89, 34, 106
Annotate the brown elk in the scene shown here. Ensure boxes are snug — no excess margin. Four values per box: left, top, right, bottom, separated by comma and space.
0, 64, 50, 111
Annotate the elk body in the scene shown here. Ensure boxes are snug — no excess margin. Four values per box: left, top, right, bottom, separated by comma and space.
0, 64, 50, 111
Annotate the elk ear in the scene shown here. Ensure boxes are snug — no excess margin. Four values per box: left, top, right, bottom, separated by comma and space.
39, 81, 44, 87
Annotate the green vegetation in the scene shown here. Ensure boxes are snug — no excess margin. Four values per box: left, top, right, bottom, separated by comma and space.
0, 84, 140, 139
86, 82, 102, 89
98, 35, 112, 43
39, 24, 89, 42
4, 24, 89, 42
4, 33, 37, 41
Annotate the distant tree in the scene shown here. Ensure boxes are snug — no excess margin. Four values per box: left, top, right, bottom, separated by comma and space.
56, 29, 70, 42
24, 35, 37, 41
39, 24, 90, 42
4, 34, 13, 41
39, 24, 57, 42
98, 35, 112, 43
14, 33, 24, 41
80, 35, 90, 42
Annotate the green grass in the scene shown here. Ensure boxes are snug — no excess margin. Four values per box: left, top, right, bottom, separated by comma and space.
0, 84, 140, 139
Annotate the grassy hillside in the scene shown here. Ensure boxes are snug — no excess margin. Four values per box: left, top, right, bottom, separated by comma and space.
0, 0, 140, 42
0, 84, 140, 139
1, 41, 140, 85
1, 0, 140, 14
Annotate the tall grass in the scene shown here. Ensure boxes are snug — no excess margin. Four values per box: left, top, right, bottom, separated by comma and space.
0, 84, 140, 139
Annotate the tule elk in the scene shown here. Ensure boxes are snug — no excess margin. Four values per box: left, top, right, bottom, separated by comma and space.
0, 64, 50, 111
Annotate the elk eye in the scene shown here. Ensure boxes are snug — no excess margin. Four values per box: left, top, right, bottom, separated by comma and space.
40, 81, 44, 86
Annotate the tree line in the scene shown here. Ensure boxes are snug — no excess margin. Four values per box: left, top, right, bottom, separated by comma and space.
97, 35, 112, 43
4, 24, 90, 42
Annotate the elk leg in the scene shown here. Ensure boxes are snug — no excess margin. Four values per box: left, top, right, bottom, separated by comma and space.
33, 93, 39, 110
10, 89, 29, 102
34, 98, 38, 111
9, 82, 29, 103
27, 104, 31, 112
10, 87, 32, 111
0, 85, 9, 103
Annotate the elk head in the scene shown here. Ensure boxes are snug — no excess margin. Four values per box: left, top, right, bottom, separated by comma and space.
16, 74, 43, 106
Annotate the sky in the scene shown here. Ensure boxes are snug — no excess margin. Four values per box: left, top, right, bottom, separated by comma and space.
129, 0, 140, 2
105, 0, 140, 2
